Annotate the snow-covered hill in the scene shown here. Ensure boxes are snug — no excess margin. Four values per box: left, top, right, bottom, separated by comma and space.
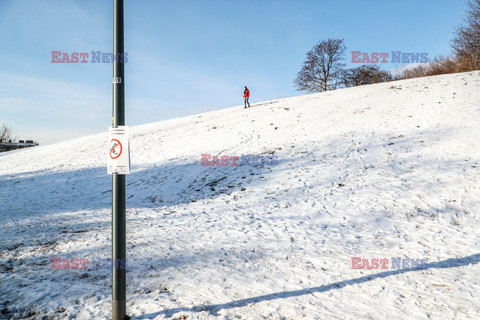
1, 71, 480, 319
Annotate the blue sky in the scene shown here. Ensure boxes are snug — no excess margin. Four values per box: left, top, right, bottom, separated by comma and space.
0, 0, 468, 144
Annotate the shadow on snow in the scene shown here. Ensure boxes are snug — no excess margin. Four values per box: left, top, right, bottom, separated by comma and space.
139, 253, 480, 318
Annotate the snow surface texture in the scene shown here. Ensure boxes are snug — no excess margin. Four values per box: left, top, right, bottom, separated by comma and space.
1, 71, 480, 319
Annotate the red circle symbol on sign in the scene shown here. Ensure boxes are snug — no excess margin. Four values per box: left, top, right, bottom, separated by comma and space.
109, 139, 122, 159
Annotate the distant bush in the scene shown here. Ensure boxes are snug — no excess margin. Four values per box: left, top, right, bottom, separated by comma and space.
394, 55, 469, 80
394, 56, 453, 79
395, 64, 428, 80
428, 56, 458, 75
455, 49, 480, 72
341, 65, 392, 87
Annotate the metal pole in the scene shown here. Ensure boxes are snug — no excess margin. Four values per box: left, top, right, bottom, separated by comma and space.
112, 0, 126, 319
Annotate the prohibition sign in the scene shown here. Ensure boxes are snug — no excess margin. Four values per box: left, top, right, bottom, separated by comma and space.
109, 138, 122, 159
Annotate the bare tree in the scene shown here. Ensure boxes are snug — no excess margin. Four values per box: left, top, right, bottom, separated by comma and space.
0, 123, 15, 152
294, 38, 346, 92
341, 65, 392, 87
452, 0, 480, 71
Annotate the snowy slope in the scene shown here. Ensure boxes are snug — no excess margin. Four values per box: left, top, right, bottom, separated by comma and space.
1, 71, 480, 319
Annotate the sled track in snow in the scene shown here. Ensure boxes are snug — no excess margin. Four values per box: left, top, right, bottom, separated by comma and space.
217, 130, 261, 156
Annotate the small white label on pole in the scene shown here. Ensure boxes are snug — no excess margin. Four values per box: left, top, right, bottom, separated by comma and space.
108, 126, 130, 174
113, 77, 121, 84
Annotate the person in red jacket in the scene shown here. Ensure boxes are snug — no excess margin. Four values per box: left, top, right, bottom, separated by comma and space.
243, 86, 251, 108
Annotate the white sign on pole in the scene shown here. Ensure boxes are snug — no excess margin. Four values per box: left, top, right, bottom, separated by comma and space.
107, 126, 130, 174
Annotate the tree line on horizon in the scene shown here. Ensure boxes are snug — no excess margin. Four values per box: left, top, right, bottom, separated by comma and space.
295, 0, 480, 93
0, 124, 16, 152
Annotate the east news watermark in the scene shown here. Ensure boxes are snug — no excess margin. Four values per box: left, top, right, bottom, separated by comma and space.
51, 51, 128, 63
201, 154, 279, 167
351, 51, 429, 64
351, 257, 428, 269
51, 257, 127, 270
